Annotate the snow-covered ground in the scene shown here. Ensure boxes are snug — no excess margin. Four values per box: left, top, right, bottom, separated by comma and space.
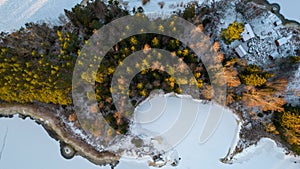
0, 0, 201, 32
116, 94, 300, 169
1, 0, 298, 32
286, 65, 300, 106
123, 0, 200, 17
0, 0, 216, 32
0, 0, 81, 32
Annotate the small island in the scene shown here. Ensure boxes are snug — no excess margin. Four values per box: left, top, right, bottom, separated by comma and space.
0, 0, 299, 168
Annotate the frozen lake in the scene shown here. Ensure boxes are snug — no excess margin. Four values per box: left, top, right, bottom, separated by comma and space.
118, 94, 300, 169
0, 117, 102, 169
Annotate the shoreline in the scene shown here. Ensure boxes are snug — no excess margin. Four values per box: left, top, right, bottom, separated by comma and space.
0, 93, 299, 167
0, 103, 120, 167
262, 0, 300, 27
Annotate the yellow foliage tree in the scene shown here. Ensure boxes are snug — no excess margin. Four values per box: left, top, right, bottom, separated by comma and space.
220, 21, 244, 44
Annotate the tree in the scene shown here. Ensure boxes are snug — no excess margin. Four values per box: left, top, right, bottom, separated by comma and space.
290, 56, 300, 63
224, 66, 241, 88
242, 88, 286, 112
220, 21, 244, 44
239, 74, 267, 87
274, 105, 300, 154
0, 22, 75, 105
183, 3, 196, 20
202, 84, 214, 100
239, 64, 273, 87
64, 0, 129, 37
266, 77, 288, 92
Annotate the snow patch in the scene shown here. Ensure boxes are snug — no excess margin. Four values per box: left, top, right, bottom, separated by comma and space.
286, 65, 300, 105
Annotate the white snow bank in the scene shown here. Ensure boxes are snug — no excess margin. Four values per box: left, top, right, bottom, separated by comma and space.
232, 138, 299, 164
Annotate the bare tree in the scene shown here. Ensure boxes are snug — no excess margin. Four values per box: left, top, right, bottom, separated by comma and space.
202, 84, 214, 100
224, 66, 241, 88
266, 77, 288, 93
242, 88, 286, 112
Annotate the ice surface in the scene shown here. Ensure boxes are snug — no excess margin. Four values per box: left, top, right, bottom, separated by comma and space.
120, 94, 300, 168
